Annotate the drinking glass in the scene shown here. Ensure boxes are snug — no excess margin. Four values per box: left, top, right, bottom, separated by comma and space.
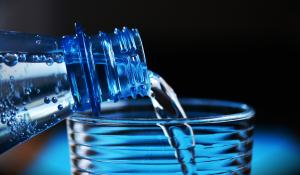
66, 98, 255, 175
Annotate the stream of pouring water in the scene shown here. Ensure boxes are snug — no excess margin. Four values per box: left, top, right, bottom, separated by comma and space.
148, 71, 197, 175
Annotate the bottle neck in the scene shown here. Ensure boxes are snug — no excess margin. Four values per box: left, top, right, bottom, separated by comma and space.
62, 24, 150, 115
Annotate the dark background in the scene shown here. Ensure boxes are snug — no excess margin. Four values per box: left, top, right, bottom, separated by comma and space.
1, 0, 299, 130
0, 0, 300, 174
0, 0, 299, 133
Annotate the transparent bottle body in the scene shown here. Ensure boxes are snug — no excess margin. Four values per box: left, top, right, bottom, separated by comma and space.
0, 31, 74, 153
0, 26, 150, 154
0, 61, 73, 153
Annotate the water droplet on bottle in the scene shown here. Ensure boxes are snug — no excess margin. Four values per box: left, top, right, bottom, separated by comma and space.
52, 97, 58, 103
4, 53, 18, 67
46, 57, 54, 66
44, 97, 51, 104
57, 104, 63, 111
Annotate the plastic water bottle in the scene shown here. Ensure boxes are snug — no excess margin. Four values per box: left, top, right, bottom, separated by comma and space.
0, 24, 150, 153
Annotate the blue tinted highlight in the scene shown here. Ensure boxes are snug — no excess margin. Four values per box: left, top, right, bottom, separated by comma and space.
24, 129, 71, 175
62, 24, 150, 114
25, 128, 300, 175
252, 129, 300, 175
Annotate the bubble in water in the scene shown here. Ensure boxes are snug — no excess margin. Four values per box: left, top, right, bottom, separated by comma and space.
0, 55, 4, 63
63, 74, 68, 81
52, 97, 58, 103
35, 35, 41, 45
4, 53, 18, 67
44, 97, 51, 104
46, 57, 54, 66
51, 114, 57, 119
55, 86, 60, 94
54, 54, 64, 63
19, 54, 27, 62
9, 76, 14, 81
57, 104, 63, 111
10, 110, 16, 116
1, 117, 6, 124
36, 88, 40, 94
36, 40, 41, 45
32, 55, 39, 62
1, 113, 6, 118
24, 88, 31, 95
7, 120, 13, 126
40, 55, 47, 61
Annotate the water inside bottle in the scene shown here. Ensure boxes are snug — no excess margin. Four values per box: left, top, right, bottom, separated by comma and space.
0, 52, 73, 153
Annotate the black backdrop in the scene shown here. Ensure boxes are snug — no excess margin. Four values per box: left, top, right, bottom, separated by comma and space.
0, 0, 299, 135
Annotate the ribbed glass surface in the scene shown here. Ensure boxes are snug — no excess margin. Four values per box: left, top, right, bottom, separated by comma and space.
67, 99, 254, 175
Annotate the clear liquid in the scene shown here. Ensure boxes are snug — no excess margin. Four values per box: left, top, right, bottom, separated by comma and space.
0, 52, 73, 153
149, 72, 197, 175
67, 100, 254, 174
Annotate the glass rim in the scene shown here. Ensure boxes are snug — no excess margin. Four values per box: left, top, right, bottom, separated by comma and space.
71, 98, 255, 124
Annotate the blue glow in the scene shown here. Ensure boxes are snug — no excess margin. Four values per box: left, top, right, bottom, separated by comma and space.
24, 128, 71, 175
25, 128, 300, 174
252, 129, 300, 175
